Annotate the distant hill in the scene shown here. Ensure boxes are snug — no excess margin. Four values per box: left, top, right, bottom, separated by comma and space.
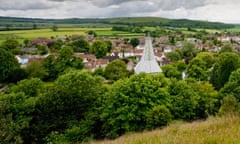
0, 16, 235, 30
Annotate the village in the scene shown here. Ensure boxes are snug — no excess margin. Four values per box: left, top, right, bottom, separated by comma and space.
14, 29, 240, 73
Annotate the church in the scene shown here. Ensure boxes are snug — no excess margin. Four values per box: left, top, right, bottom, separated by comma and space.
134, 34, 162, 74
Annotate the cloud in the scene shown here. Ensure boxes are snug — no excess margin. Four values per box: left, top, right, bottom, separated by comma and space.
0, 0, 240, 23
0, 0, 57, 10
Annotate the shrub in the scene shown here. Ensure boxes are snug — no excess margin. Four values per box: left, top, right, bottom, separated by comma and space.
146, 105, 172, 129
218, 95, 240, 116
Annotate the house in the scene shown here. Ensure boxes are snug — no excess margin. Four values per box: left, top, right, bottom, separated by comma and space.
74, 53, 97, 69
95, 59, 109, 69
20, 47, 38, 53
218, 36, 230, 42
31, 38, 55, 46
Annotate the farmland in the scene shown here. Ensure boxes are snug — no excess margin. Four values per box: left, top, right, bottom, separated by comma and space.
0, 27, 145, 44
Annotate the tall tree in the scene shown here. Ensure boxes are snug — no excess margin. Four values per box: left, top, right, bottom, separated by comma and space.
90, 41, 108, 58
29, 70, 104, 143
210, 52, 240, 90
104, 60, 130, 81
0, 39, 19, 51
71, 39, 90, 53
101, 73, 170, 138
0, 48, 20, 82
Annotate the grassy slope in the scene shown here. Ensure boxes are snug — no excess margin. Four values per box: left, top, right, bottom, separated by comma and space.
90, 115, 240, 144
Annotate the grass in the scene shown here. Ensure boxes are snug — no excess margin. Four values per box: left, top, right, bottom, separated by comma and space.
90, 115, 240, 144
226, 26, 240, 32
0, 27, 145, 44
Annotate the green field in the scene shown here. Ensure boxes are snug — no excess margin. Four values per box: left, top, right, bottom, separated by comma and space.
226, 25, 240, 32
0, 27, 145, 44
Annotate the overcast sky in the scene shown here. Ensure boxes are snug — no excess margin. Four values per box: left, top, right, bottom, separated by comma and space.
0, 0, 240, 24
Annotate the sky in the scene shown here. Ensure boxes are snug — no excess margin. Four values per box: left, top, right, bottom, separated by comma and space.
0, 0, 240, 24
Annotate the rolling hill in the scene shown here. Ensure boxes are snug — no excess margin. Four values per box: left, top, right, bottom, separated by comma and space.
0, 16, 235, 30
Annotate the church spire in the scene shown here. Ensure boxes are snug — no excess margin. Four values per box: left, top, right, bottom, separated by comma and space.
134, 34, 162, 74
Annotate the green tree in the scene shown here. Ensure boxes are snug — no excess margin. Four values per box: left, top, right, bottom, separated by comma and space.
0, 39, 19, 51
90, 40, 108, 58
130, 38, 139, 48
51, 25, 58, 32
190, 81, 219, 118
220, 43, 234, 53
25, 60, 48, 80
101, 73, 170, 138
210, 52, 240, 90
6, 78, 44, 97
71, 39, 90, 53
42, 54, 57, 80
0, 78, 44, 143
104, 60, 130, 81
29, 70, 104, 143
87, 30, 97, 37
218, 95, 240, 116
146, 105, 172, 130
37, 44, 48, 55
169, 80, 199, 120
182, 42, 197, 63
165, 51, 182, 62
220, 68, 240, 102
0, 48, 20, 82
162, 64, 182, 80
50, 39, 63, 50
186, 52, 214, 81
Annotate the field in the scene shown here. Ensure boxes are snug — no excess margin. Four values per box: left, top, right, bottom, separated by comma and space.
0, 27, 145, 44
226, 25, 240, 32
90, 115, 240, 144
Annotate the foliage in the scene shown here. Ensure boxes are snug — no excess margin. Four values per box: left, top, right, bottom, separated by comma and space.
218, 95, 240, 116
25, 60, 48, 80
101, 73, 170, 138
220, 68, 240, 102
0, 48, 20, 83
165, 51, 182, 62
6, 78, 44, 97
0, 39, 19, 51
29, 70, 104, 143
146, 105, 172, 130
42, 46, 84, 80
104, 60, 130, 81
130, 38, 139, 48
52, 25, 58, 32
90, 40, 108, 58
36, 44, 48, 55
182, 42, 197, 60
70, 38, 90, 53
0, 78, 43, 143
220, 43, 234, 53
50, 39, 63, 50
162, 64, 182, 80
169, 80, 199, 120
210, 52, 240, 90
186, 52, 215, 81
87, 30, 97, 37
189, 81, 219, 118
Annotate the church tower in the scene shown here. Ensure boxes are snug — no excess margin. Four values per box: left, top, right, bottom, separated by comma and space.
134, 34, 162, 74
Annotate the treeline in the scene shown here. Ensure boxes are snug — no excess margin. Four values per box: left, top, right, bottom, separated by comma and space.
0, 16, 235, 30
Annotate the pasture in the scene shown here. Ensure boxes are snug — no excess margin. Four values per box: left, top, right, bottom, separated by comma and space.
0, 27, 145, 44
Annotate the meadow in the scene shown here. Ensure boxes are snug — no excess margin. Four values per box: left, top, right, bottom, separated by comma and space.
0, 27, 145, 44
91, 115, 240, 144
